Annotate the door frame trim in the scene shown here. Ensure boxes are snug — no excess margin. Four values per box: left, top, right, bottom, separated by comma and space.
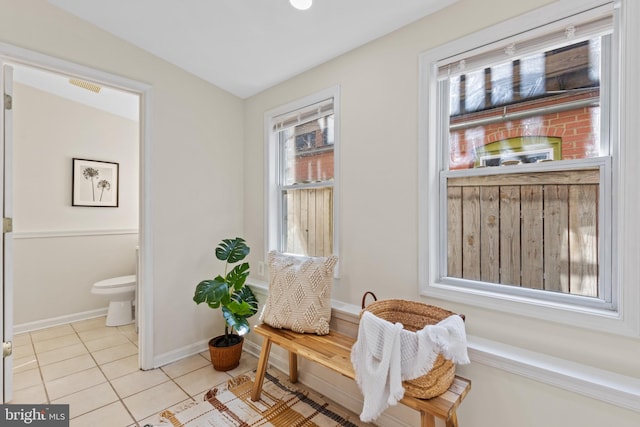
0, 42, 155, 370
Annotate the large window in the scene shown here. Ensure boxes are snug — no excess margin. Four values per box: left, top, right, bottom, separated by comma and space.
419, 2, 624, 322
266, 88, 339, 258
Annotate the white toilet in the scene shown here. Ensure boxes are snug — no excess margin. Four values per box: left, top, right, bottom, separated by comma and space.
91, 274, 137, 326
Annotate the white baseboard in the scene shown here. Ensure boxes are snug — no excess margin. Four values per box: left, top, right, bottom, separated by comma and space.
14, 308, 108, 334
242, 337, 262, 358
153, 338, 210, 369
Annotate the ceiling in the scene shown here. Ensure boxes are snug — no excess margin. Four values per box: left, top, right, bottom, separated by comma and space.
48, 0, 458, 99
12, 65, 140, 121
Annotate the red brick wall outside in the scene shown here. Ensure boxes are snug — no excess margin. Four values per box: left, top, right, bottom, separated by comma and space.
294, 149, 334, 183
290, 93, 600, 175
449, 91, 600, 169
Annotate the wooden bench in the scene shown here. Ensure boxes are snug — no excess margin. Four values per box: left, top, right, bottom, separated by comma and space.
250, 323, 471, 427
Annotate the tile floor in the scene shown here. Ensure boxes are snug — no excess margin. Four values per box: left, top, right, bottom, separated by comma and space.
10, 316, 260, 427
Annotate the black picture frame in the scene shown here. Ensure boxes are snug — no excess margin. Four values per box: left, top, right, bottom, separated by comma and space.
72, 158, 119, 207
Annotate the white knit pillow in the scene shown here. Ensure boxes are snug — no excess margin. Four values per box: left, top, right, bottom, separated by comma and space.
260, 250, 338, 335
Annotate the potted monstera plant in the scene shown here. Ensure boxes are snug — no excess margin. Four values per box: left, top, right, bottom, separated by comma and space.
193, 237, 258, 371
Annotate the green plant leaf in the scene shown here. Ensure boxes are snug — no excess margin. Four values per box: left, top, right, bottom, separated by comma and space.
215, 237, 250, 263
229, 286, 258, 317
221, 286, 258, 334
226, 263, 250, 291
225, 300, 252, 317
193, 276, 229, 306
222, 306, 251, 336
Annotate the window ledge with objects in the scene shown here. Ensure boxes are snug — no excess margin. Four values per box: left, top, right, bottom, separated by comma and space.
246, 277, 640, 414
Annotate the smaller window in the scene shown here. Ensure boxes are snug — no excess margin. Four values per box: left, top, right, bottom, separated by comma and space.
267, 89, 339, 258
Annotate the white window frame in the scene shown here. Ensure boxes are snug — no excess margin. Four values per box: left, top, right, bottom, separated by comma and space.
265, 86, 340, 269
418, 0, 640, 336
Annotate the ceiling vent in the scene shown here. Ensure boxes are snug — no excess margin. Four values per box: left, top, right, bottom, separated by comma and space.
69, 78, 102, 93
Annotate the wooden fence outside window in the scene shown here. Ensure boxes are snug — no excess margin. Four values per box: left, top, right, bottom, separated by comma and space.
446, 168, 599, 297
284, 187, 333, 257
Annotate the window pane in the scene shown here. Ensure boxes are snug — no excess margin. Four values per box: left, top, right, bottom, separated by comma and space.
281, 114, 334, 185
448, 37, 603, 170
444, 37, 606, 299
491, 62, 513, 105
519, 53, 545, 98
449, 75, 461, 116
445, 168, 600, 298
464, 69, 485, 113
282, 187, 333, 257
277, 108, 335, 257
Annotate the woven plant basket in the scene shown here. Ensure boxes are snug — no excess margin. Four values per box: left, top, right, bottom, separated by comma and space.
361, 293, 463, 399
209, 335, 244, 371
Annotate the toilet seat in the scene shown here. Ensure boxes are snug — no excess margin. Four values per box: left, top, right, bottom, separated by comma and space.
91, 274, 136, 295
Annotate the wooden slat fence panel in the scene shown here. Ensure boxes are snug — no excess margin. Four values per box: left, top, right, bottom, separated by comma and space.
480, 187, 500, 283
568, 184, 598, 296
300, 190, 309, 254
447, 187, 463, 277
544, 185, 569, 293
307, 190, 317, 254
521, 186, 544, 289
320, 188, 333, 256
462, 187, 481, 281
499, 186, 521, 286
284, 187, 333, 257
447, 168, 599, 296
286, 190, 300, 254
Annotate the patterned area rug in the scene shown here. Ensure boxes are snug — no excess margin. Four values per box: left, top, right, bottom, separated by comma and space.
148, 370, 373, 427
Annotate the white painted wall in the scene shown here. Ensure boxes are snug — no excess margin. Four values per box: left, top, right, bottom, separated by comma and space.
13, 83, 138, 232
242, 0, 640, 426
0, 0, 245, 357
12, 82, 139, 326
13, 234, 138, 327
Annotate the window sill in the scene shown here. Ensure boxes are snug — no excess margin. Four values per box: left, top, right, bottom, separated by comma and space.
420, 280, 639, 338
247, 278, 361, 318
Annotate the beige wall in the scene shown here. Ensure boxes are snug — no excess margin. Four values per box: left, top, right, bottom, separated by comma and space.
243, 0, 640, 426
0, 0, 245, 355
12, 82, 138, 326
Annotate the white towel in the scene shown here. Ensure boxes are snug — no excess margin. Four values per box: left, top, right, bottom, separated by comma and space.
350, 311, 404, 422
351, 311, 469, 422
400, 314, 470, 381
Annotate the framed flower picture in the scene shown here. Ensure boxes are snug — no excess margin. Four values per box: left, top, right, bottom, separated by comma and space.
72, 158, 119, 207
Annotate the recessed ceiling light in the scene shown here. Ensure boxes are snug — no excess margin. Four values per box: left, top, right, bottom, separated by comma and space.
290, 0, 312, 11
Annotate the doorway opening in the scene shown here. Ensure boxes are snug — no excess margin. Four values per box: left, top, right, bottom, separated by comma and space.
1, 44, 153, 403
12, 63, 140, 330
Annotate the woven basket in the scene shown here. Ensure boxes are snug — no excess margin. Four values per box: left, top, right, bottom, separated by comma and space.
361, 293, 462, 399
